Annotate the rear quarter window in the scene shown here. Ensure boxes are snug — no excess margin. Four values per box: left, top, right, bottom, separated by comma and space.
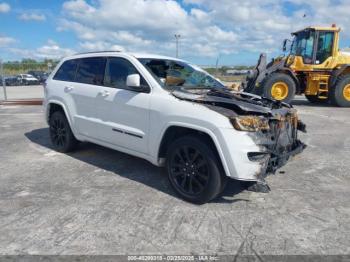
53, 59, 78, 82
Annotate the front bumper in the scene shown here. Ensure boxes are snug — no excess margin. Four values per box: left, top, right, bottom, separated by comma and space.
216, 110, 306, 182
267, 139, 306, 173
253, 139, 306, 181
248, 112, 307, 180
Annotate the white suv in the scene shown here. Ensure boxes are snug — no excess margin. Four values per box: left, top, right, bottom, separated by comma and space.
44, 51, 306, 204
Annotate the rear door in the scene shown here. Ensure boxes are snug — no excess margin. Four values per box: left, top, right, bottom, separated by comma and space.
72, 57, 107, 138
53, 57, 107, 139
95, 57, 151, 154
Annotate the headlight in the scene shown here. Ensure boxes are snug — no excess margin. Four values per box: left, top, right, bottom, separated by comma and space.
231, 115, 270, 132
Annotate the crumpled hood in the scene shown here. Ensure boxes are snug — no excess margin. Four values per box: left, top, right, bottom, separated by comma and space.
171, 88, 293, 117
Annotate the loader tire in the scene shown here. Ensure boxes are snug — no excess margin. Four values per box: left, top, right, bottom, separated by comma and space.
262, 73, 296, 104
330, 74, 350, 107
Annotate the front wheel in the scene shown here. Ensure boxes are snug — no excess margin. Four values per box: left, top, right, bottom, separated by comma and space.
166, 135, 223, 204
262, 73, 296, 104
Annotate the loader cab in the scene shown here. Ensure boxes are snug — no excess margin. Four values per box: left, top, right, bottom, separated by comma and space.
288, 26, 339, 67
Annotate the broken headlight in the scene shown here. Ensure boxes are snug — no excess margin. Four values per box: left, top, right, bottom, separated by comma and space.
231, 116, 270, 132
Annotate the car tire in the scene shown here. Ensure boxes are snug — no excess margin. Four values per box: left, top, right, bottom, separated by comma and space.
305, 95, 328, 104
330, 74, 350, 107
49, 111, 79, 153
262, 73, 296, 104
166, 135, 223, 204
219, 174, 228, 194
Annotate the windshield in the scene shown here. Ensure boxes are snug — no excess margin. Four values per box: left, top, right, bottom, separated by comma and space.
138, 58, 225, 89
290, 30, 315, 64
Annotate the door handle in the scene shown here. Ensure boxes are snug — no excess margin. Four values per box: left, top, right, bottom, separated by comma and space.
99, 90, 110, 97
65, 86, 74, 92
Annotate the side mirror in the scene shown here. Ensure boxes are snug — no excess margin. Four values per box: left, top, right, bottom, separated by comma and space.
126, 74, 140, 87
126, 74, 149, 93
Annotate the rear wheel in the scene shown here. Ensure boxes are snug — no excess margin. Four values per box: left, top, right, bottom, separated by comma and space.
49, 111, 79, 152
262, 73, 296, 104
166, 135, 223, 204
330, 75, 350, 107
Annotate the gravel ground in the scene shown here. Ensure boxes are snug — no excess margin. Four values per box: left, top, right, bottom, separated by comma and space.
0, 97, 349, 256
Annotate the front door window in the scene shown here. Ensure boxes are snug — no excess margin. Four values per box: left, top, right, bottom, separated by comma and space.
291, 30, 315, 64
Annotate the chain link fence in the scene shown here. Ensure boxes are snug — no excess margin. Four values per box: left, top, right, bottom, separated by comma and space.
0, 59, 57, 101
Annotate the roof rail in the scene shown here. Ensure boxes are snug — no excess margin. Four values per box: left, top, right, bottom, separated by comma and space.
74, 50, 122, 55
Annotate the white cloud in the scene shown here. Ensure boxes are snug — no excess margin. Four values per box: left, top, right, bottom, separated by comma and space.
0, 2, 10, 13
0, 36, 15, 47
59, 0, 241, 57
8, 40, 75, 59
79, 41, 125, 52
18, 13, 46, 21
36, 40, 74, 58
14, 0, 350, 62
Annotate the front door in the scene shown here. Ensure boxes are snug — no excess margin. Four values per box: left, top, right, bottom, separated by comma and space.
95, 57, 150, 155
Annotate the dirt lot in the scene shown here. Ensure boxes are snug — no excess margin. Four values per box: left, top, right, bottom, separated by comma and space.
0, 97, 349, 256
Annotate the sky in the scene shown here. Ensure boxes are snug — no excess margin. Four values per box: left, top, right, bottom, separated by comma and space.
0, 0, 350, 66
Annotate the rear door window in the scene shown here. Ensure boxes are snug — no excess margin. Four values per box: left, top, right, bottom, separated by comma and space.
53, 59, 78, 82
75, 57, 107, 85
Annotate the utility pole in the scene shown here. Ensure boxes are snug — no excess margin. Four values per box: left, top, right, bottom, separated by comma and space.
0, 59, 7, 101
215, 55, 220, 75
174, 34, 181, 58
47, 62, 52, 72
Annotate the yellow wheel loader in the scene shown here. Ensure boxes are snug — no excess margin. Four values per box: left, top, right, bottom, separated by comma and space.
242, 25, 350, 107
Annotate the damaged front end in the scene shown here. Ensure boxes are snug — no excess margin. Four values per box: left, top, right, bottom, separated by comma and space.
245, 108, 306, 179
172, 87, 307, 186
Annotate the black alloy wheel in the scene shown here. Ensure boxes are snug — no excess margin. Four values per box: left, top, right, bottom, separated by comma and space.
167, 135, 223, 204
169, 145, 209, 196
49, 111, 78, 152
51, 117, 67, 148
